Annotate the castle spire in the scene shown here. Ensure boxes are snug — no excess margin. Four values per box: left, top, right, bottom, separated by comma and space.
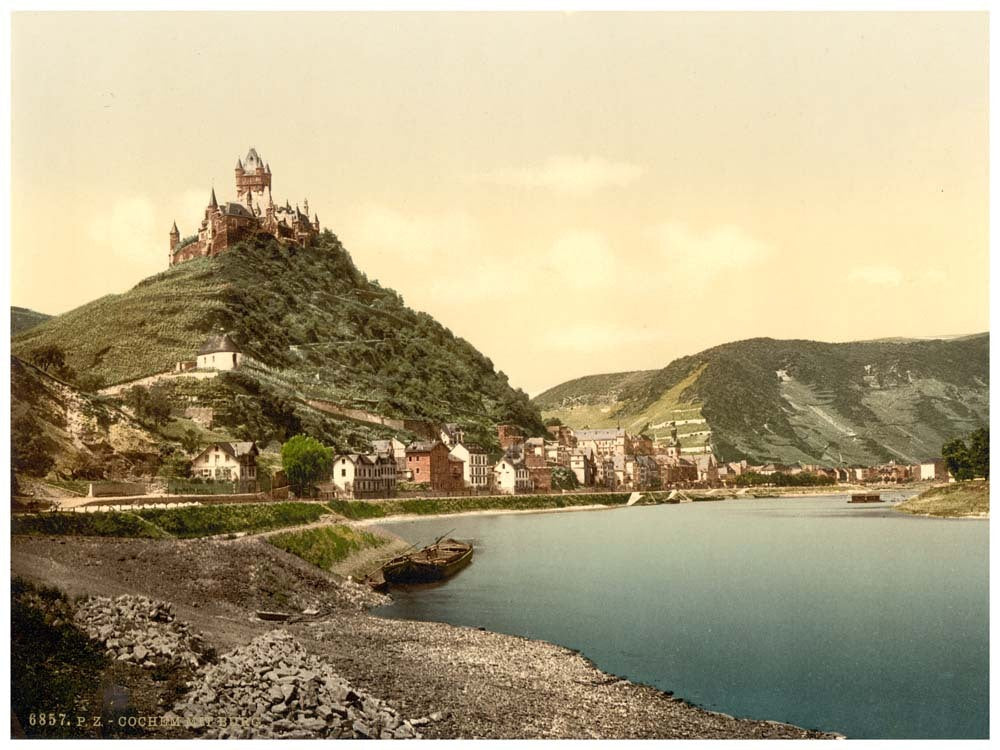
235, 157, 243, 170
209, 188, 218, 208
171, 220, 179, 233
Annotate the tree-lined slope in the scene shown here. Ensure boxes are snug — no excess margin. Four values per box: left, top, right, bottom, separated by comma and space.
12, 233, 544, 449
534, 335, 989, 465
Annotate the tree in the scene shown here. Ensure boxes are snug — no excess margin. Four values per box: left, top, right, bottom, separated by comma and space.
124, 384, 172, 427
551, 466, 579, 490
144, 385, 173, 427
281, 435, 333, 498
942, 430, 989, 481
28, 344, 66, 373
969, 427, 989, 480
158, 453, 192, 480
11, 413, 55, 478
544, 417, 563, 427
180, 428, 201, 455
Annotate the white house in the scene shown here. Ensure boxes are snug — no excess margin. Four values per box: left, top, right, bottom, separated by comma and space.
449, 442, 491, 488
493, 455, 532, 495
331, 453, 397, 499
190, 441, 258, 488
197, 333, 244, 370
916, 459, 948, 481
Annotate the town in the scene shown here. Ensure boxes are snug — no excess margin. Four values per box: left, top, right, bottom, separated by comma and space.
183, 418, 952, 503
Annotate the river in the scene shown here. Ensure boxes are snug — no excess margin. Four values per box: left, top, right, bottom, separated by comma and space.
374, 493, 988, 739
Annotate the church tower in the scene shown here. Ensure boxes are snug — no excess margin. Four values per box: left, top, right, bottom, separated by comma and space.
169, 221, 180, 252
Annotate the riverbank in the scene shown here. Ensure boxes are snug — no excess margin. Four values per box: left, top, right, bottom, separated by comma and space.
10, 533, 840, 739
894, 482, 989, 519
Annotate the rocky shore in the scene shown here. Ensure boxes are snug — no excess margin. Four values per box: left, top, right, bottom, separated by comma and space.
12, 534, 842, 739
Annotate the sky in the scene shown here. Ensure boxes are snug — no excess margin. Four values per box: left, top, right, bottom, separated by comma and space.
10, 11, 989, 396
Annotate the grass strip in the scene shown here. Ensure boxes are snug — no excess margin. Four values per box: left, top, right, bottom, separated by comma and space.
327, 492, 634, 520
267, 524, 388, 571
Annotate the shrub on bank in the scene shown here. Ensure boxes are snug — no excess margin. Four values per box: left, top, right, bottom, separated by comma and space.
328, 492, 633, 520
12, 511, 170, 539
135, 502, 329, 539
267, 524, 388, 570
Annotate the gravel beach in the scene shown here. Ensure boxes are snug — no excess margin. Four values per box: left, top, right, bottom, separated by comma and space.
12, 533, 841, 739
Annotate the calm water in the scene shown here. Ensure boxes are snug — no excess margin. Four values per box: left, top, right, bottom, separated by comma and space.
375, 494, 989, 739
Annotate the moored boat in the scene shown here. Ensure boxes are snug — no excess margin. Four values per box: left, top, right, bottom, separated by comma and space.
848, 493, 883, 503
381, 538, 474, 584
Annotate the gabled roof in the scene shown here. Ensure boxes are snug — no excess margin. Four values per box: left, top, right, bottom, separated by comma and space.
406, 440, 440, 453
195, 441, 258, 461
198, 333, 241, 355
220, 202, 255, 219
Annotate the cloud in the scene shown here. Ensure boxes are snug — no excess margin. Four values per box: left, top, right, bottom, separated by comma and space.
542, 230, 617, 288
352, 204, 478, 264
649, 221, 774, 287
848, 265, 904, 286
88, 195, 157, 262
480, 155, 645, 195
541, 323, 661, 352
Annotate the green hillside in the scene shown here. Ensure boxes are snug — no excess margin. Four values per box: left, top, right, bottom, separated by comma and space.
11, 306, 52, 336
534, 335, 990, 465
12, 233, 544, 451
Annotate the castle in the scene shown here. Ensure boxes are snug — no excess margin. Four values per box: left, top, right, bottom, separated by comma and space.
169, 148, 321, 266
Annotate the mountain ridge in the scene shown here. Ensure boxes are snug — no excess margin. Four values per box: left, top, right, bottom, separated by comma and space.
534, 334, 989, 466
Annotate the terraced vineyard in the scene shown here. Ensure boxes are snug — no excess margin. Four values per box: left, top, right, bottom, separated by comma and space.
535, 335, 989, 465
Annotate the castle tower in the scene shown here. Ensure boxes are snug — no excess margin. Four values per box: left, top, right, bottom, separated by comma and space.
235, 146, 272, 200
169, 221, 180, 251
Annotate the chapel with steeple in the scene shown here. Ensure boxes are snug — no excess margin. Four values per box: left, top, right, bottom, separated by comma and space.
168, 147, 322, 267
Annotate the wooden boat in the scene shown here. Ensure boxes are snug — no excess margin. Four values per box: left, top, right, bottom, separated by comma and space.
381, 538, 473, 584
848, 493, 883, 504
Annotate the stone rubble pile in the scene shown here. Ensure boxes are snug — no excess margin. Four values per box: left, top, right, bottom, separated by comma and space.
74, 594, 206, 669
336, 577, 390, 611
168, 630, 423, 739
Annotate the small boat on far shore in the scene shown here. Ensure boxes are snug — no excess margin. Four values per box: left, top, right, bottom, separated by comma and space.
380, 538, 474, 585
848, 493, 883, 504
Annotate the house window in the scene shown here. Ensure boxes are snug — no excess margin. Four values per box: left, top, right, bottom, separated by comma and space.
342, 469, 347, 477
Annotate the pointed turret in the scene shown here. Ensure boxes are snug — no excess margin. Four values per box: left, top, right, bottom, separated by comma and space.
265, 162, 271, 174
209, 188, 218, 208
313, 213, 320, 231
169, 221, 180, 253
235, 157, 244, 171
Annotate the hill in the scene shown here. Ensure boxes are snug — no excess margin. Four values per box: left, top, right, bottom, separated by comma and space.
11, 306, 52, 336
534, 335, 990, 466
11, 356, 162, 486
12, 233, 544, 452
